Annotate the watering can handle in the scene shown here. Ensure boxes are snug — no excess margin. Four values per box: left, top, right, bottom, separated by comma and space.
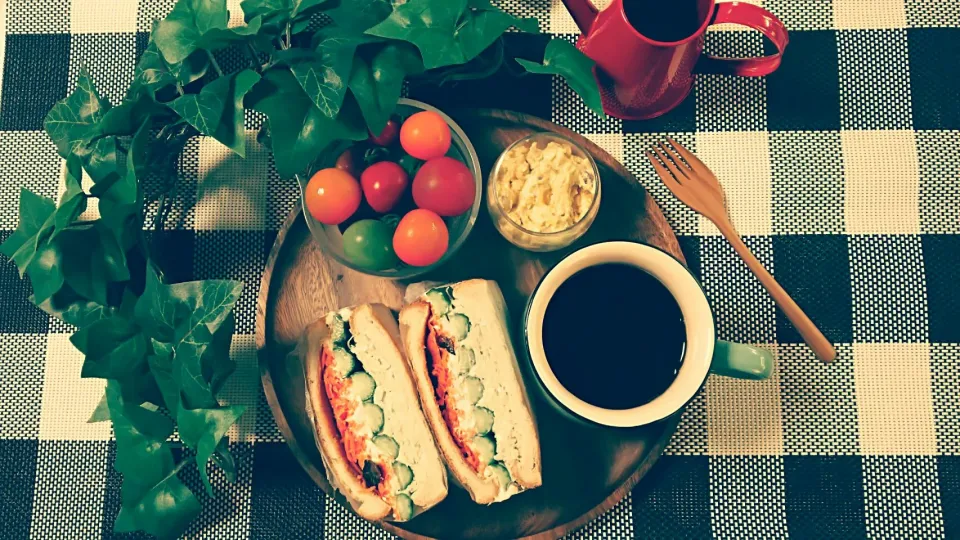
561, 0, 598, 34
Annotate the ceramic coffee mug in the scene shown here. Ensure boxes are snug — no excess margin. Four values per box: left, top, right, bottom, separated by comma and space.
523, 241, 772, 428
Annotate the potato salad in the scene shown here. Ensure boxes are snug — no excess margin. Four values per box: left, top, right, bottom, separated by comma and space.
494, 140, 597, 233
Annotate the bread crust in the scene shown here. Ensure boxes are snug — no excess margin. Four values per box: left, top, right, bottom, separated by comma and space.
399, 301, 502, 504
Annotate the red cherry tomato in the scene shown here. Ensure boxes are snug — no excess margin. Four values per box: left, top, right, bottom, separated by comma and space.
400, 111, 451, 160
361, 161, 409, 213
304, 168, 361, 225
335, 149, 358, 178
369, 118, 400, 147
412, 157, 475, 217
393, 209, 449, 267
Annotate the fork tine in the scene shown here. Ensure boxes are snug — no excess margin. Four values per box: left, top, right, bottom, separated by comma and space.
646, 151, 689, 202
644, 150, 675, 183
657, 141, 692, 173
652, 146, 688, 181
665, 137, 707, 171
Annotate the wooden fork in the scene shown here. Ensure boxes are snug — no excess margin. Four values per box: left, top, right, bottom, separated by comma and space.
646, 138, 836, 363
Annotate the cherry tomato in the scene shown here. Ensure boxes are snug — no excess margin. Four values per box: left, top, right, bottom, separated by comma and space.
335, 149, 358, 178
369, 118, 400, 147
343, 219, 400, 270
400, 111, 451, 160
393, 209, 449, 267
361, 161, 409, 213
304, 168, 361, 225
412, 157, 475, 217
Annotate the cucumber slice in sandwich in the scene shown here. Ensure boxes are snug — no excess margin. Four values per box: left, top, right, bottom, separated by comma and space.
463, 376, 483, 405
446, 313, 471, 341
393, 462, 414, 490
373, 435, 399, 460
348, 371, 376, 402
473, 407, 494, 435
488, 462, 511, 487
331, 347, 356, 376
394, 493, 414, 521
359, 402, 384, 434
329, 314, 348, 345
455, 346, 475, 374
425, 288, 452, 316
472, 435, 496, 465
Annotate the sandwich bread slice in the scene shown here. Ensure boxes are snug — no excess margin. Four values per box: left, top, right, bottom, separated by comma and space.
301, 304, 448, 521
400, 280, 542, 504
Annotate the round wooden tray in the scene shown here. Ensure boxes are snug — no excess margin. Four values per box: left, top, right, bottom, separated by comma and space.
256, 109, 686, 539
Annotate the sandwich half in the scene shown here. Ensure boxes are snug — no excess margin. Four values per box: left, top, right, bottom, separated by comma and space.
301, 304, 448, 521
399, 280, 542, 504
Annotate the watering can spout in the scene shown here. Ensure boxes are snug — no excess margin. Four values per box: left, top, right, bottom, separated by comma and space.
561, 0, 598, 34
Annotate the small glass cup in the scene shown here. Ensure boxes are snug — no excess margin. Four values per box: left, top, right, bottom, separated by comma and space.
299, 99, 482, 279
486, 133, 601, 252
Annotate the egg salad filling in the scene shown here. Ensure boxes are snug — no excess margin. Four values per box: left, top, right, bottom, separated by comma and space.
495, 139, 596, 233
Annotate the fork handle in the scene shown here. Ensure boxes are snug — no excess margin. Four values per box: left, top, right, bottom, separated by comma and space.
716, 223, 837, 362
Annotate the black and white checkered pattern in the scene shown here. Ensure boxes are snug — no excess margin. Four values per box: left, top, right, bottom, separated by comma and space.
1, 0, 959, 538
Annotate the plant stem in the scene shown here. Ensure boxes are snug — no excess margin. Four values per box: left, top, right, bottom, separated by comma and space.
285, 22, 292, 50
206, 50, 224, 77
245, 42, 261, 70
176, 82, 185, 95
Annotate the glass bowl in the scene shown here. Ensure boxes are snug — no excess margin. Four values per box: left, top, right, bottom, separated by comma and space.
486, 132, 601, 252
298, 99, 482, 280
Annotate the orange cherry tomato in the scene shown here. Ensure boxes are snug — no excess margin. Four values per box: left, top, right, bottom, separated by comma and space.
393, 209, 449, 267
400, 111, 452, 161
304, 168, 361, 225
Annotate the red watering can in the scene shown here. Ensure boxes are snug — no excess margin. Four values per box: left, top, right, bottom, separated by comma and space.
561, 0, 788, 119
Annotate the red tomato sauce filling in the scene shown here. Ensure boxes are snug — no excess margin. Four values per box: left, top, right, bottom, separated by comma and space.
425, 319, 483, 473
320, 346, 391, 495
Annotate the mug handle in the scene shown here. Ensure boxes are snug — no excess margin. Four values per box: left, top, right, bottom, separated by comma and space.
710, 341, 774, 380
696, 2, 788, 77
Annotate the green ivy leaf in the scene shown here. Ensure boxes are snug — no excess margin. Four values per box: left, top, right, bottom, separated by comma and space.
106, 380, 199, 539
178, 405, 245, 496
348, 43, 423, 135
215, 70, 261, 157
71, 316, 149, 379
241, 0, 331, 34
0, 189, 56, 276
148, 342, 179, 412
44, 68, 108, 159
155, 0, 263, 64
168, 69, 260, 156
276, 30, 370, 119
89, 392, 111, 422
365, 0, 468, 69
26, 242, 65, 304
33, 288, 115, 328
457, 8, 538, 60
516, 38, 604, 116
52, 157, 88, 238
246, 66, 366, 178
328, 0, 392, 31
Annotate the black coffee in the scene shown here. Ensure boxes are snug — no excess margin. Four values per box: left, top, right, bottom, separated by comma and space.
623, 0, 705, 43
541, 263, 685, 410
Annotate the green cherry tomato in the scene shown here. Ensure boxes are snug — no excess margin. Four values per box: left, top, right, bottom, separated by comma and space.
342, 219, 400, 271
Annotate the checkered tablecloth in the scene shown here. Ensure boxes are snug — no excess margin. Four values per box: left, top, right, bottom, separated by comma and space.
1, 0, 958, 538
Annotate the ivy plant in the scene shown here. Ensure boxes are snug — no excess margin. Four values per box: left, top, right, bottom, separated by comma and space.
0, 0, 602, 537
